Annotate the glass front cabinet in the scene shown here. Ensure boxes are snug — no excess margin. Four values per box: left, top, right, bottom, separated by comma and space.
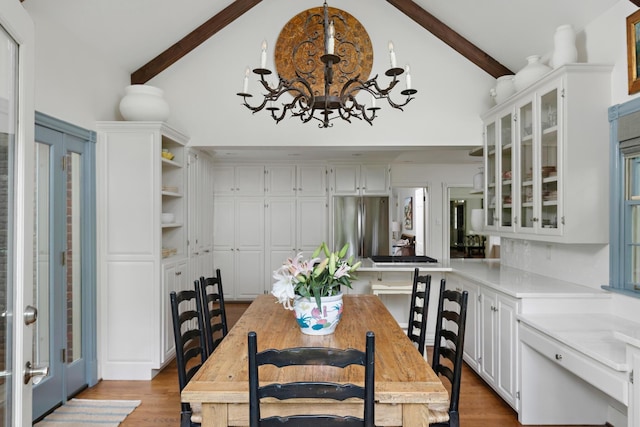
482, 64, 611, 243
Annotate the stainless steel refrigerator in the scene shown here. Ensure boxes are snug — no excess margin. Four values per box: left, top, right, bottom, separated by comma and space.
333, 196, 390, 259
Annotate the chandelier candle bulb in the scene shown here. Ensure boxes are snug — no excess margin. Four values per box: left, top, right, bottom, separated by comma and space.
405, 65, 411, 90
327, 20, 335, 55
260, 40, 267, 69
371, 93, 376, 108
243, 67, 249, 93
388, 41, 397, 68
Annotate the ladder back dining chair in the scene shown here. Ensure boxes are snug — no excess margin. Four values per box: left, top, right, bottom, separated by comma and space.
429, 282, 469, 427
170, 289, 207, 427
247, 330, 376, 426
197, 269, 229, 357
407, 268, 432, 357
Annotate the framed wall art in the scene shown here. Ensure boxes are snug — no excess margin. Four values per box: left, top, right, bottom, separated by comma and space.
403, 197, 413, 230
627, 9, 640, 94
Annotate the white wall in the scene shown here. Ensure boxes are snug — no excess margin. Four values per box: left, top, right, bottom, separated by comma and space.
22, 3, 128, 129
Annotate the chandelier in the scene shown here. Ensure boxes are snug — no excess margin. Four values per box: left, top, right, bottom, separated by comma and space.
236, 2, 417, 128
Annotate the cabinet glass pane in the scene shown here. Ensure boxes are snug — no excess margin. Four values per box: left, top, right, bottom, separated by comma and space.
519, 101, 534, 229
500, 113, 513, 227
486, 122, 496, 227
540, 89, 559, 229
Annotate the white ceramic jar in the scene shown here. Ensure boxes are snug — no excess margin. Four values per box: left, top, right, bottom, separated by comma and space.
492, 75, 516, 104
119, 85, 170, 121
514, 55, 552, 91
550, 24, 577, 68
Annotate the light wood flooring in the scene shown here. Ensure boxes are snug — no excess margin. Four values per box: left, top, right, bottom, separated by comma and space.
75, 302, 603, 427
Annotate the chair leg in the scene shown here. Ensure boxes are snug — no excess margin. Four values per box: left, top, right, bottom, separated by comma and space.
180, 410, 193, 427
448, 410, 459, 427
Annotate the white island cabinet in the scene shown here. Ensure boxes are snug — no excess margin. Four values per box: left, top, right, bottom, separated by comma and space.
97, 121, 188, 380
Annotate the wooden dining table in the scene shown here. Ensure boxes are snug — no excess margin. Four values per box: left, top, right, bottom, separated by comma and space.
181, 294, 449, 427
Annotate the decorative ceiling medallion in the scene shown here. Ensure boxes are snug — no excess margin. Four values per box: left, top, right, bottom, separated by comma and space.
274, 6, 373, 98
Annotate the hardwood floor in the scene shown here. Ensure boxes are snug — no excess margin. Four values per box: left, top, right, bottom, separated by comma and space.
75, 302, 602, 427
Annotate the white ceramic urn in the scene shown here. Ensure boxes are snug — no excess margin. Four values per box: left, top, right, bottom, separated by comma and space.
550, 24, 578, 68
514, 55, 552, 92
119, 84, 170, 121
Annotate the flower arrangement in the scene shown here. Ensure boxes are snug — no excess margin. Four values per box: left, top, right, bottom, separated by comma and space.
272, 242, 361, 310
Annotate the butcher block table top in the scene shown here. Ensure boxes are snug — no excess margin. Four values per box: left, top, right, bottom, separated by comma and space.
182, 294, 448, 427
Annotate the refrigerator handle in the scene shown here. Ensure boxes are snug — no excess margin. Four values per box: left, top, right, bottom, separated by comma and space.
358, 198, 365, 257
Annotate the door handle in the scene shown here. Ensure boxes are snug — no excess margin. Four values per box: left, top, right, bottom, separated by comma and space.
24, 305, 38, 325
24, 361, 49, 385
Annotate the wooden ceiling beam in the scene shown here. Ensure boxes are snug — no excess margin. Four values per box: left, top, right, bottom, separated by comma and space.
630, 0, 640, 7
131, 0, 262, 84
386, 0, 513, 78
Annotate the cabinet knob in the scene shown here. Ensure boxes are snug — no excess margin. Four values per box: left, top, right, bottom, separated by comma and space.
175, 271, 182, 276
555, 354, 563, 361
298, 187, 302, 191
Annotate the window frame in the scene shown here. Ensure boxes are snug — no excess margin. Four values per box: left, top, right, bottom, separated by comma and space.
606, 97, 640, 298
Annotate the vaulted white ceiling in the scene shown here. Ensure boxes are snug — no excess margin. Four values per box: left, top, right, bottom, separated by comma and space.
26, 0, 619, 74
22, 0, 623, 163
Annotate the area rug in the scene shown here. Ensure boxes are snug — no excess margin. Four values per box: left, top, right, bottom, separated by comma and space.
34, 398, 141, 426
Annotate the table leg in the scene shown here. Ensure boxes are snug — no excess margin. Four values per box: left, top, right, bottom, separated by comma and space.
402, 403, 429, 426
201, 403, 228, 427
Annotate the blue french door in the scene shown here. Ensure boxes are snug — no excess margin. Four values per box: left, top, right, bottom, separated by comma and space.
32, 114, 96, 421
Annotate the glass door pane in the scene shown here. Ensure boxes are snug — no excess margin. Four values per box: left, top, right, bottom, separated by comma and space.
500, 113, 513, 228
519, 101, 534, 231
539, 88, 559, 230
34, 143, 50, 374
0, 24, 17, 426
485, 121, 496, 227
65, 152, 82, 364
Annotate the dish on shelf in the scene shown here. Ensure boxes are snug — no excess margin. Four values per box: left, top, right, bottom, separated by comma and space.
161, 150, 175, 160
503, 170, 512, 179
161, 212, 175, 224
541, 165, 556, 177
162, 247, 177, 258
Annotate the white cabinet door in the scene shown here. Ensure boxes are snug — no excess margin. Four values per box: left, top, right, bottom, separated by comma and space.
162, 261, 178, 364
235, 249, 265, 299
212, 165, 236, 194
235, 166, 265, 195
265, 198, 296, 283
266, 165, 296, 196
480, 288, 497, 385
236, 198, 264, 249
361, 164, 389, 195
332, 165, 360, 195
297, 197, 328, 256
297, 165, 327, 196
496, 293, 518, 406
213, 248, 235, 300
266, 198, 296, 250
213, 197, 235, 249
460, 277, 480, 371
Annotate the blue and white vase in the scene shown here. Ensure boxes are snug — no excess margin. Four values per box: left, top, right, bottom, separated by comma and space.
292, 293, 344, 335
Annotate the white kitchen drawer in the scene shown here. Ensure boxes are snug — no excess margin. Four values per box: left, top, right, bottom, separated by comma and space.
520, 323, 628, 405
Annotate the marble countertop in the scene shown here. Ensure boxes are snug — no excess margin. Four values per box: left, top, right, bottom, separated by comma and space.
614, 329, 640, 349
518, 313, 640, 371
448, 259, 610, 299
